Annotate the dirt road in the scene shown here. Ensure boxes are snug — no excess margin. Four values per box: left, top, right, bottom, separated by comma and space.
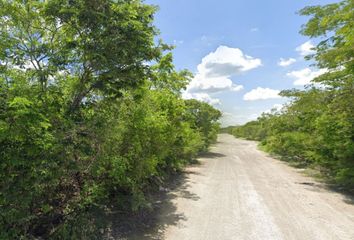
124, 134, 354, 240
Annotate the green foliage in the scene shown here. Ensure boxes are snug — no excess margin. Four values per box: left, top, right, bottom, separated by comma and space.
231, 120, 265, 141
184, 99, 221, 150
0, 0, 221, 238
229, 0, 354, 190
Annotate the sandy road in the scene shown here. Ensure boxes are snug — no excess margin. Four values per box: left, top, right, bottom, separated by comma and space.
125, 134, 354, 240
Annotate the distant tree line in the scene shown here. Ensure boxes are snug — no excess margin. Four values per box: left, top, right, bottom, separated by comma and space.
227, 0, 353, 191
0, 0, 221, 238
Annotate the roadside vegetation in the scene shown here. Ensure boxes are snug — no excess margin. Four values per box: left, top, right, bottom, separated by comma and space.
226, 0, 353, 191
0, 0, 221, 238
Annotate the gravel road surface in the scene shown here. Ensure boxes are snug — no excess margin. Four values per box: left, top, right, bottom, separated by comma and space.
125, 134, 354, 240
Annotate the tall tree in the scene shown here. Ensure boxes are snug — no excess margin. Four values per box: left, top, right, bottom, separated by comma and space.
0, 0, 164, 112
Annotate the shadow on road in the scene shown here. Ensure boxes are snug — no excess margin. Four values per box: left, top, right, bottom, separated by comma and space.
198, 151, 226, 158
293, 177, 354, 206
107, 169, 201, 240
323, 185, 354, 205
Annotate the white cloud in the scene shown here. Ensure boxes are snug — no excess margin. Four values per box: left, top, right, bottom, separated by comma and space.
200, 46, 262, 76
296, 41, 315, 56
287, 68, 327, 85
187, 74, 244, 93
182, 46, 261, 105
182, 92, 221, 105
250, 27, 259, 32
243, 87, 281, 101
278, 58, 296, 67
186, 46, 261, 93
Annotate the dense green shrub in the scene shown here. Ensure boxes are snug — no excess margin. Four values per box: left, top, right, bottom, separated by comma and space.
0, 0, 221, 238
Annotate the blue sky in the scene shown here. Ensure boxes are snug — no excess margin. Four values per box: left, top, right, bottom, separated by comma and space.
146, 0, 335, 126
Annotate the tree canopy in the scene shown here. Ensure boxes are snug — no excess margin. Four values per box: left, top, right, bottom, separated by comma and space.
0, 0, 221, 238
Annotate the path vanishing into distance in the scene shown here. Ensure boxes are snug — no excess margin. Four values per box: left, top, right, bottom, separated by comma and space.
123, 134, 354, 240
